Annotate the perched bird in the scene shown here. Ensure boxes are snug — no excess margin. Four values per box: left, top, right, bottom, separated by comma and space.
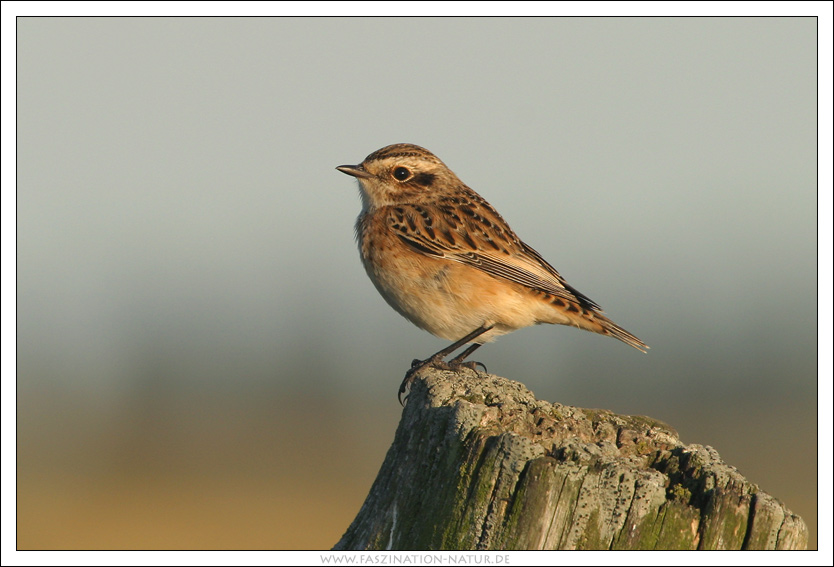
337, 143, 647, 403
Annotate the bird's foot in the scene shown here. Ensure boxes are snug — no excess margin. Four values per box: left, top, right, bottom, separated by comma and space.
398, 356, 488, 405
399, 355, 441, 405
456, 360, 488, 373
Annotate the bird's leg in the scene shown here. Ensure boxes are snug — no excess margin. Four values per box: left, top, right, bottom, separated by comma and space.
399, 324, 494, 405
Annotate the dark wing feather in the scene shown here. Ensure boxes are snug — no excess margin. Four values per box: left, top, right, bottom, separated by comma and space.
384, 202, 600, 310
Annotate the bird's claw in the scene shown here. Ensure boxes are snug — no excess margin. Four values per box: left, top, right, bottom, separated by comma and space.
460, 360, 488, 373
398, 357, 487, 405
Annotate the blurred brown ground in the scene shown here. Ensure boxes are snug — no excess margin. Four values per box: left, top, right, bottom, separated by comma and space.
17, 391, 816, 550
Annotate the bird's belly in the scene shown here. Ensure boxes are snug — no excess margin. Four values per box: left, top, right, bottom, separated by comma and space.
362, 249, 542, 342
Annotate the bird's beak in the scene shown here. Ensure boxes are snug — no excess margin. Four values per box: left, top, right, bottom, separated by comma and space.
336, 164, 373, 179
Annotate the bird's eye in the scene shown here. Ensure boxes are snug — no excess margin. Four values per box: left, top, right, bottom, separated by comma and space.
393, 167, 411, 181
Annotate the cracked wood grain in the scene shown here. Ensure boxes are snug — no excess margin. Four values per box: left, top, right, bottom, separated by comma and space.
333, 368, 808, 550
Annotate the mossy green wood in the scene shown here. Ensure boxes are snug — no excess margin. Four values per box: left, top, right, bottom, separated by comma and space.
333, 369, 808, 550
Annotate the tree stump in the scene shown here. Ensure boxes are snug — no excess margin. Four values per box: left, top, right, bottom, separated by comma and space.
334, 367, 808, 550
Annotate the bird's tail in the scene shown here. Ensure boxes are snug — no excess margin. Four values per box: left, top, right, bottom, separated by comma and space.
550, 297, 649, 352
592, 313, 649, 352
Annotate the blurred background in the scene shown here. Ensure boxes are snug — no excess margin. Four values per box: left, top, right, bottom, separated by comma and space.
16, 17, 818, 549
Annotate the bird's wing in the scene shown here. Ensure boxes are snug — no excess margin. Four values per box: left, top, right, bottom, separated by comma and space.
384, 198, 601, 311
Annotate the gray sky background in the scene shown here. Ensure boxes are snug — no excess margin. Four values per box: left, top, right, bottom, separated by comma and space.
7, 14, 831, 550
17, 17, 818, 405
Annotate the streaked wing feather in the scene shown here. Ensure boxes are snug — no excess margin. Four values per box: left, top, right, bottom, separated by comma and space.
520, 243, 602, 310
386, 203, 598, 309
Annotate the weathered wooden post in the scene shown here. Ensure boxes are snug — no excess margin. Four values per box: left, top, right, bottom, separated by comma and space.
334, 368, 808, 550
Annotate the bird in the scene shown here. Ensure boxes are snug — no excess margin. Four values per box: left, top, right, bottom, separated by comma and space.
336, 143, 648, 403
